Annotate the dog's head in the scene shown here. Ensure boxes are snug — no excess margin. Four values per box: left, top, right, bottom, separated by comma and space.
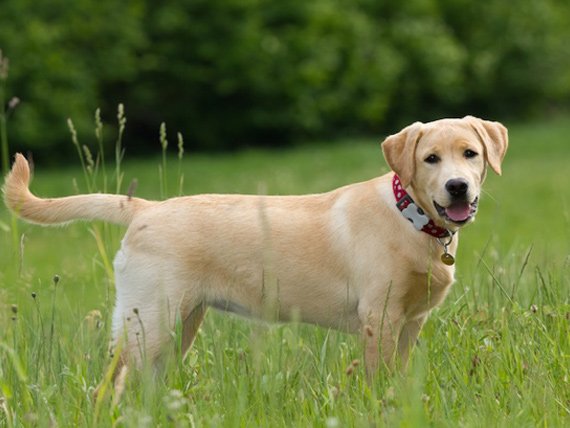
382, 116, 508, 229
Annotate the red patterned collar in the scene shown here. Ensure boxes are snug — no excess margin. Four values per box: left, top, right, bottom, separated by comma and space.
392, 174, 452, 238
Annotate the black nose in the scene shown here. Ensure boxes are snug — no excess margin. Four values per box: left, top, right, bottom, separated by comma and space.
445, 178, 469, 198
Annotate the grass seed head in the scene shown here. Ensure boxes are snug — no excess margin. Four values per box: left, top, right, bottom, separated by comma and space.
160, 122, 168, 150
127, 179, 138, 199
11, 304, 18, 321
0, 50, 9, 80
469, 354, 481, 376
67, 119, 79, 148
95, 108, 103, 140
82, 145, 95, 172
346, 359, 360, 375
8, 96, 20, 110
117, 103, 126, 129
84, 310, 102, 330
177, 132, 184, 159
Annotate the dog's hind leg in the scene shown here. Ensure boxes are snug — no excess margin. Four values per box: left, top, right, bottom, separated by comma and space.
96, 296, 203, 402
97, 249, 200, 398
110, 268, 171, 367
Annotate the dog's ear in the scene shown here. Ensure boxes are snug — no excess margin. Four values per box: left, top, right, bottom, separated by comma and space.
381, 122, 423, 187
464, 116, 508, 175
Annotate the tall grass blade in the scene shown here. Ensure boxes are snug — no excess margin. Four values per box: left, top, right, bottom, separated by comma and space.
115, 103, 126, 194
177, 132, 185, 196
94, 108, 107, 192
159, 122, 168, 198
68, 118, 91, 193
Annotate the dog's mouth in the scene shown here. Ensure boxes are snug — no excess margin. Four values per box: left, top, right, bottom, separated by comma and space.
434, 197, 479, 225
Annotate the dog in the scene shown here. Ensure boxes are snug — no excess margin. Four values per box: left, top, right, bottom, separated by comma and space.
3, 116, 507, 388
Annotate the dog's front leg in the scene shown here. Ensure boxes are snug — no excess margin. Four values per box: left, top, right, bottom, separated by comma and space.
359, 303, 403, 379
397, 316, 427, 368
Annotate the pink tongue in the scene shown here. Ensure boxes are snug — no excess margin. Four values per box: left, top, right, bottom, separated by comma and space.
445, 203, 471, 222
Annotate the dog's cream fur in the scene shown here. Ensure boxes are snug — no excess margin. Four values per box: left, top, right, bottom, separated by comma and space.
3, 116, 507, 384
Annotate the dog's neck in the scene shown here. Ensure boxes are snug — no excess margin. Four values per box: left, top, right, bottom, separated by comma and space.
392, 174, 452, 239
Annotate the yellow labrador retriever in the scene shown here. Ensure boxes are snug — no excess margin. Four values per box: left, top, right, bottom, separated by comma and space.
3, 116, 507, 384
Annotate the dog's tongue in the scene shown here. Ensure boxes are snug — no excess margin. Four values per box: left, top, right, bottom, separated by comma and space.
445, 203, 471, 222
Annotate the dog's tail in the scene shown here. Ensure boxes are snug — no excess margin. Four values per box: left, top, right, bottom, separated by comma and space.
3, 153, 153, 226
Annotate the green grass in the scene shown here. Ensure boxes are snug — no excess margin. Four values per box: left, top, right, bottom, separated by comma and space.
0, 116, 569, 426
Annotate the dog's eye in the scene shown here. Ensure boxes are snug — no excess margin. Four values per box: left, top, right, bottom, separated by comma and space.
464, 149, 478, 159
424, 154, 440, 164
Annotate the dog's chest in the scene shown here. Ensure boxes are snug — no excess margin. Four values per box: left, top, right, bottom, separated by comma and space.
400, 263, 455, 319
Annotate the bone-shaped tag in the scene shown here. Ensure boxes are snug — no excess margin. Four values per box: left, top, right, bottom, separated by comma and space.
402, 202, 429, 230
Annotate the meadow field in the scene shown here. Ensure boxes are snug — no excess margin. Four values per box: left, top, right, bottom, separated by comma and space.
0, 117, 569, 427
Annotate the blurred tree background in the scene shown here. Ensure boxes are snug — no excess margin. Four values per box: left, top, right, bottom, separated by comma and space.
1, 0, 570, 159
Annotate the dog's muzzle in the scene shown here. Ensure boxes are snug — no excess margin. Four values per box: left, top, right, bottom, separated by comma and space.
434, 197, 478, 225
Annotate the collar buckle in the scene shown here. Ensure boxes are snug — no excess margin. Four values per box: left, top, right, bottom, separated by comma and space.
395, 194, 413, 210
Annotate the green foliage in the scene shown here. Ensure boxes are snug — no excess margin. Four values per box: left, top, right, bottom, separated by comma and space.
1, 0, 570, 157
0, 0, 144, 155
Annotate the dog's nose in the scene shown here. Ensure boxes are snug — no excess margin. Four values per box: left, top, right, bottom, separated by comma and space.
445, 178, 469, 198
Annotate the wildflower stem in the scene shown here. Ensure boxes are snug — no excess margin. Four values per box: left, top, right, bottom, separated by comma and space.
47, 275, 60, 380
0, 51, 8, 175
0, 93, 8, 175
0, 51, 20, 252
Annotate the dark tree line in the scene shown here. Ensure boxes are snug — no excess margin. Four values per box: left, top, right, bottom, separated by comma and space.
1, 0, 569, 159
